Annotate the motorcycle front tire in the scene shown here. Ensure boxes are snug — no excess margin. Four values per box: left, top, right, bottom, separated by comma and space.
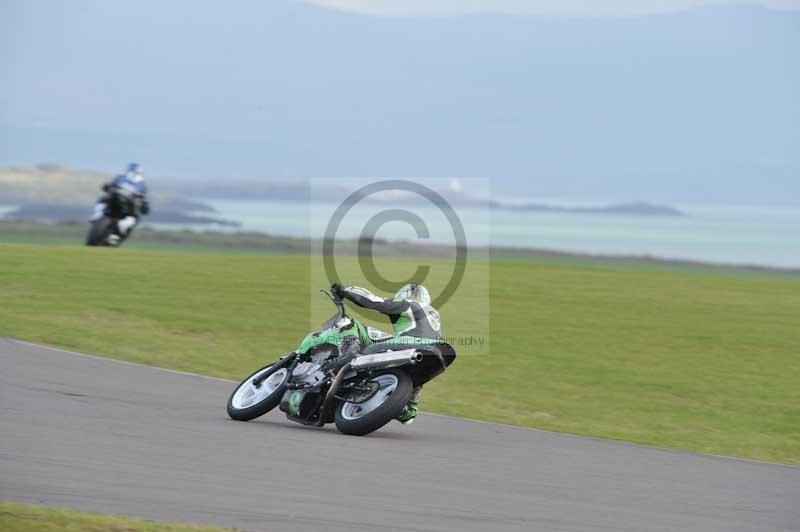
227, 364, 289, 421
86, 217, 112, 246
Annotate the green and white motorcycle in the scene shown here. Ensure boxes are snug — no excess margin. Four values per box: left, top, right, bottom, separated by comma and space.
227, 288, 456, 436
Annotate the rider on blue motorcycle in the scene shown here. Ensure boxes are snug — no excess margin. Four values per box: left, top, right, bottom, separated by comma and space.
91, 163, 150, 243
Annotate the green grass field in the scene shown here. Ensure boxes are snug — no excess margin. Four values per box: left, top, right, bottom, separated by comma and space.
0, 502, 230, 531
1, 244, 799, 464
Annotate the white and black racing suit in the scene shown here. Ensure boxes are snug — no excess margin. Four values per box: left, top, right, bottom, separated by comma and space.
337, 285, 442, 341
335, 284, 443, 409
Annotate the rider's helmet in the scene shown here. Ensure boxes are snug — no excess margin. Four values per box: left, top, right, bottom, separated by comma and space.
114, 163, 146, 196
395, 283, 431, 305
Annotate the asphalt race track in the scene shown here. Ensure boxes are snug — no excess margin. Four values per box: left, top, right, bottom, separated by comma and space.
1, 338, 798, 532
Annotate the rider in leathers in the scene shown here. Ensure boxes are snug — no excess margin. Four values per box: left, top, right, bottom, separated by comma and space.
91, 162, 150, 243
332, 282, 441, 424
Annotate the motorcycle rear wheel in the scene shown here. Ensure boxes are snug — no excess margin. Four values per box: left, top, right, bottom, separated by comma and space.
334, 369, 412, 436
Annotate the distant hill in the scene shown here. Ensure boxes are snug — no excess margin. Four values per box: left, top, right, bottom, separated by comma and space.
0, 165, 234, 225
0, 164, 111, 205
1, 165, 684, 220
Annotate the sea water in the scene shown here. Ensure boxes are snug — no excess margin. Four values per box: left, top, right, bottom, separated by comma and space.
180, 199, 800, 268
4, 197, 796, 267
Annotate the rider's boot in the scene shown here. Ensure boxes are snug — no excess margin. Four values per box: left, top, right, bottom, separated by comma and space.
117, 216, 137, 236
398, 386, 422, 424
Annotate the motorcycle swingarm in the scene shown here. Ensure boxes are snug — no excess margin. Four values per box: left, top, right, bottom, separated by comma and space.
334, 380, 380, 404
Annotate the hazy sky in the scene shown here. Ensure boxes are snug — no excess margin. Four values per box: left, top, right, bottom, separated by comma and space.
2, 0, 798, 205
306, 0, 800, 16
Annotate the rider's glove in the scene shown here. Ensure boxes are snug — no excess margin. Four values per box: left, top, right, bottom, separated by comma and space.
331, 282, 345, 299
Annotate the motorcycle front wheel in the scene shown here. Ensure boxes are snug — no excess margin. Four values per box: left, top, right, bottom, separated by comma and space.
227, 364, 289, 421
86, 217, 112, 246
334, 369, 413, 436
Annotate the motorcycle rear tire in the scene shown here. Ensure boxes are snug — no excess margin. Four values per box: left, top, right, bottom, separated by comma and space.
334, 369, 413, 436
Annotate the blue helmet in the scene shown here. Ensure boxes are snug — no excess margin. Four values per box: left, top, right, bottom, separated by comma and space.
127, 162, 141, 174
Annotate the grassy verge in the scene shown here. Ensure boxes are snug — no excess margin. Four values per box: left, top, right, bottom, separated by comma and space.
0, 502, 230, 531
1, 244, 798, 464
2, 220, 798, 278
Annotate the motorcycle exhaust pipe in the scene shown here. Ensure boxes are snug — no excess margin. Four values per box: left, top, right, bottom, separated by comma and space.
350, 349, 423, 371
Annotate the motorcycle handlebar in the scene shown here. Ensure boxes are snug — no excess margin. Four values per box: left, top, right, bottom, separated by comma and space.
320, 289, 346, 318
